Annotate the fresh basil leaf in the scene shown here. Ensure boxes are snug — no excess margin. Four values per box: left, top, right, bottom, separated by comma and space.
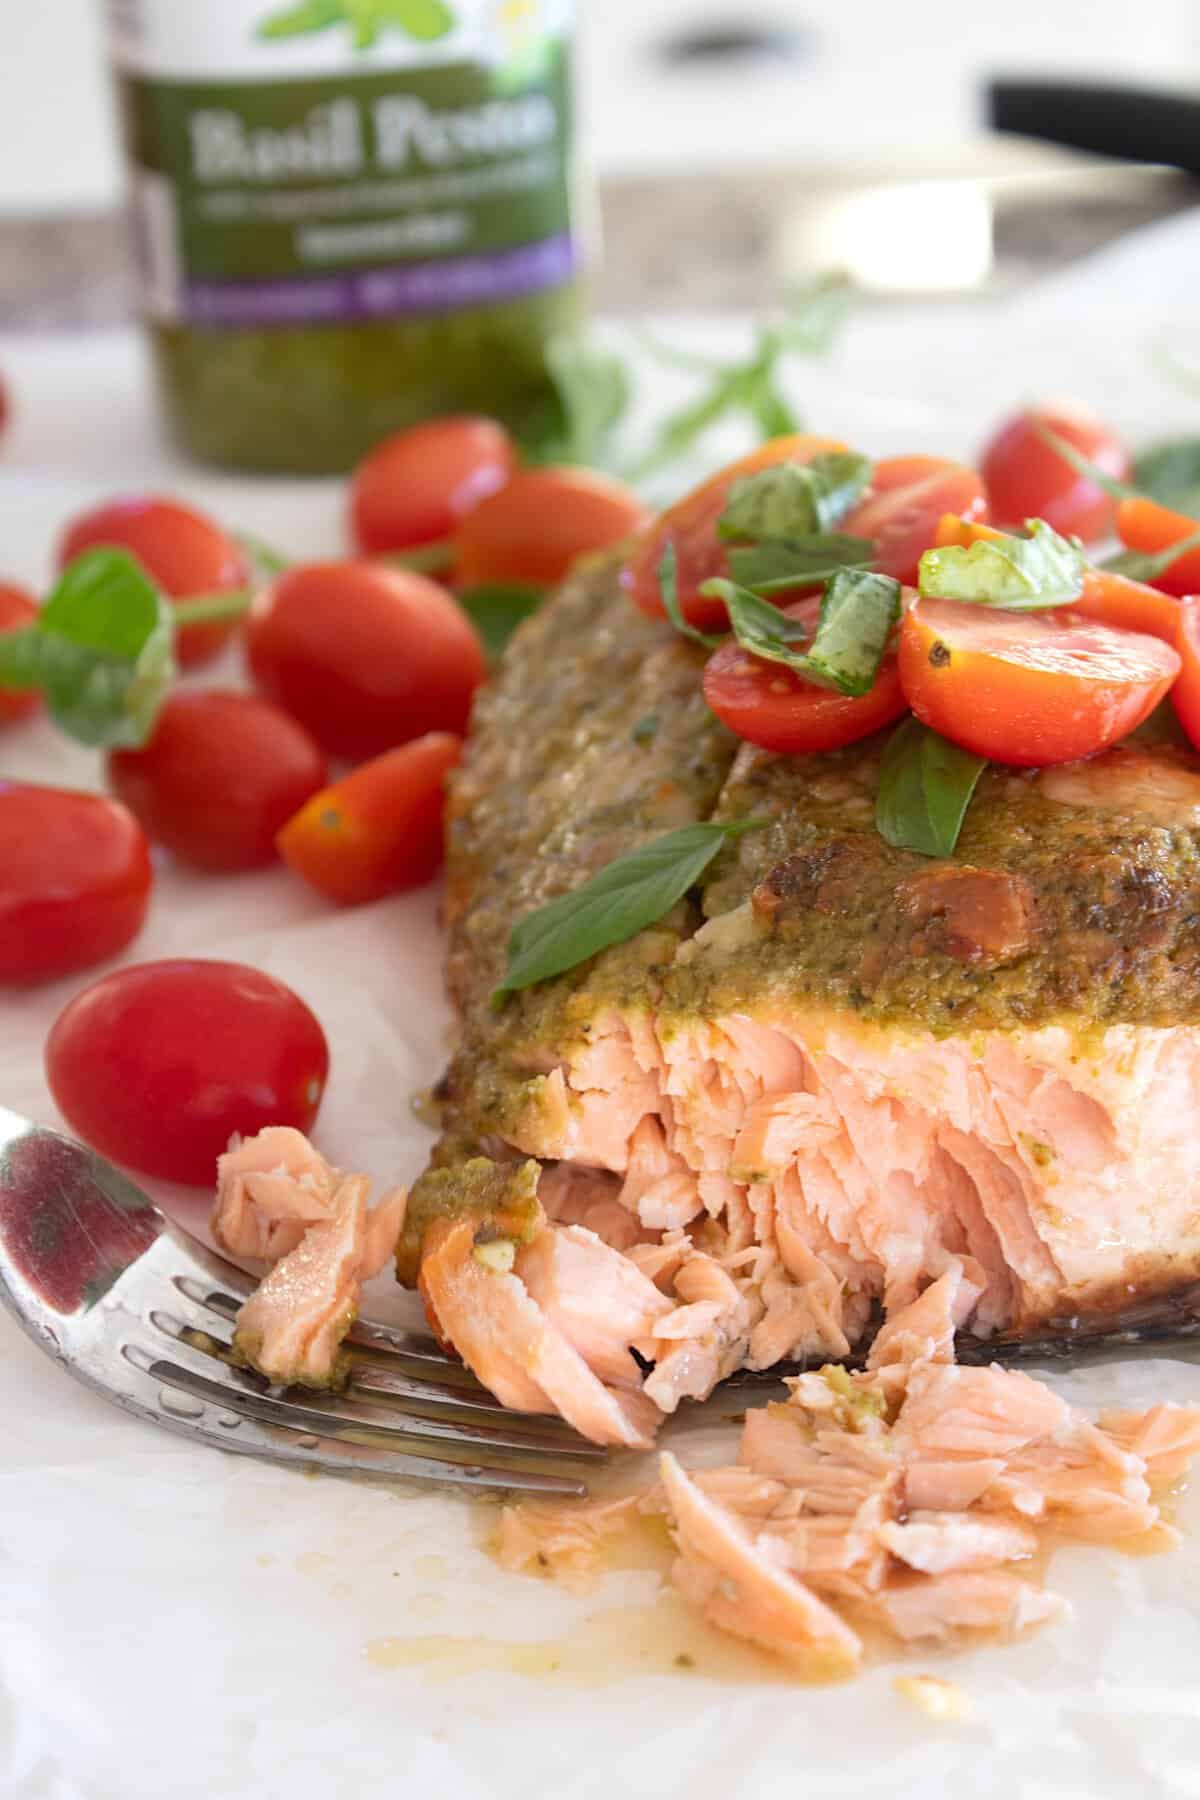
743, 373, 801, 441
1101, 527, 1200, 582
0, 549, 176, 749
493, 818, 764, 1000
1031, 422, 1140, 503
769, 276, 853, 355
658, 546, 723, 650
875, 717, 987, 858
728, 534, 874, 592
522, 334, 631, 467
719, 452, 873, 542
918, 518, 1084, 610
456, 583, 543, 663
1132, 438, 1200, 518
235, 530, 291, 575
701, 568, 900, 697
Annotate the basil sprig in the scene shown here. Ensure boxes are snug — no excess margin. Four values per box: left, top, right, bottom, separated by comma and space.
718, 452, 873, 542
1133, 439, 1200, 517
658, 545, 722, 649
728, 534, 874, 592
492, 819, 764, 1001
701, 568, 901, 698
0, 549, 176, 749
875, 717, 987, 858
918, 519, 1085, 610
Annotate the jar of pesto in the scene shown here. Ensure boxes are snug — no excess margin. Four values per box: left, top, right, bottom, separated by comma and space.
104, 0, 586, 473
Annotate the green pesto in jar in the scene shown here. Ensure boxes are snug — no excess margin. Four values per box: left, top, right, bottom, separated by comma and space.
106, 0, 585, 473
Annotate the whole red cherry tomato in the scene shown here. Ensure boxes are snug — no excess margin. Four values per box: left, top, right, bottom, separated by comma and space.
349, 416, 516, 557
0, 582, 41, 724
58, 495, 249, 667
980, 402, 1130, 545
0, 784, 152, 985
455, 467, 648, 589
45, 960, 330, 1186
246, 561, 486, 762
108, 691, 327, 872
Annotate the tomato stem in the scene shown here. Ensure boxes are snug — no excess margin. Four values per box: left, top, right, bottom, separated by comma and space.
171, 589, 255, 627
377, 538, 455, 577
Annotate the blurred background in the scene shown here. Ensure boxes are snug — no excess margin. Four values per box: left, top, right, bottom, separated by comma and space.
3, 0, 1198, 326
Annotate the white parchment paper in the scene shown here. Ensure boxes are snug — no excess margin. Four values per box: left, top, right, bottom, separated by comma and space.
4, 214, 1200, 1799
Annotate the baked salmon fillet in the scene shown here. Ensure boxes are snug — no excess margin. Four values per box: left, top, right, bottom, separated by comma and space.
403, 554, 1200, 1446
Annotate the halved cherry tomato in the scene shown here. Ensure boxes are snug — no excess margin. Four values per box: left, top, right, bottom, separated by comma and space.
1116, 495, 1200, 598
108, 691, 327, 872
702, 594, 908, 754
899, 597, 1180, 767
0, 582, 41, 723
980, 401, 1130, 544
57, 496, 249, 668
277, 732, 461, 906
840, 455, 988, 586
623, 435, 848, 632
246, 561, 486, 762
455, 467, 648, 589
349, 416, 516, 557
45, 960, 329, 1186
1172, 596, 1200, 751
933, 512, 1182, 642
0, 783, 152, 985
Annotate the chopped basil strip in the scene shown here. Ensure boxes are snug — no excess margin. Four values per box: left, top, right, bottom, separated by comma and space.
728, 533, 874, 592
1101, 527, 1200, 583
701, 568, 901, 698
1133, 439, 1200, 517
718, 451, 873, 542
492, 818, 764, 1000
658, 545, 723, 649
918, 518, 1085, 610
455, 583, 544, 663
875, 717, 987, 858
0, 548, 175, 749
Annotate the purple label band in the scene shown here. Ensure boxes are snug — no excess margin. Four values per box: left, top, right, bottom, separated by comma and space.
183, 232, 576, 327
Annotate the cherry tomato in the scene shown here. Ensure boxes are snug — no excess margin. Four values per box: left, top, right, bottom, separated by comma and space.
277, 732, 461, 906
980, 402, 1130, 545
350, 416, 516, 558
702, 595, 908, 754
45, 960, 329, 1187
246, 561, 486, 762
899, 597, 1179, 767
623, 435, 848, 632
455, 467, 649, 589
1172, 596, 1200, 752
0, 582, 41, 723
58, 495, 249, 668
1116, 496, 1200, 598
840, 455, 988, 586
0, 784, 152, 986
107, 691, 327, 873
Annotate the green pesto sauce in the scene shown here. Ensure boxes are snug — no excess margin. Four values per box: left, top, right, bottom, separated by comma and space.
151, 283, 582, 475
398, 1154, 541, 1285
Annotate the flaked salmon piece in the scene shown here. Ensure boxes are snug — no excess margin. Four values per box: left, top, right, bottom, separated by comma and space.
1099, 1403, 1200, 1481
361, 1187, 408, 1279
212, 1127, 338, 1263
420, 1216, 658, 1449
865, 1571, 1065, 1643
515, 1223, 673, 1388
877, 1512, 1038, 1574
659, 1452, 863, 1674
537, 1162, 648, 1253
618, 1115, 703, 1231
643, 1252, 762, 1412
494, 1495, 644, 1587
894, 1363, 1069, 1462
867, 1260, 982, 1373
233, 1174, 374, 1387
981, 1421, 1158, 1540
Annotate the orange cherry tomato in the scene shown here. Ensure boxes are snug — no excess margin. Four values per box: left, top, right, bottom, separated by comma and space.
276, 733, 461, 906
980, 401, 1130, 544
57, 496, 249, 668
840, 455, 988, 586
702, 594, 908, 755
622, 435, 848, 633
0, 582, 41, 724
1171, 596, 1200, 752
349, 415, 516, 557
246, 561, 486, 762
455, 467, 648, 589
899, 597, 1180, 767
1116, 495, 1200, 598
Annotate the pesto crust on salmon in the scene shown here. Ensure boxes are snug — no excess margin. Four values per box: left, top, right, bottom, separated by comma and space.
404, 551, 1200, 1441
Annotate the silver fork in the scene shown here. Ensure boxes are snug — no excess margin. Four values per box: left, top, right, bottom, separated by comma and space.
0, 1104, 612, 1499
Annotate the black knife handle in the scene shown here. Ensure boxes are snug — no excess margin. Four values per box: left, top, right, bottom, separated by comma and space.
988, 78, 1200, 175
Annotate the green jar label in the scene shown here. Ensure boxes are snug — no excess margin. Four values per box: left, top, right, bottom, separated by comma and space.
107, 0, 578, 327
